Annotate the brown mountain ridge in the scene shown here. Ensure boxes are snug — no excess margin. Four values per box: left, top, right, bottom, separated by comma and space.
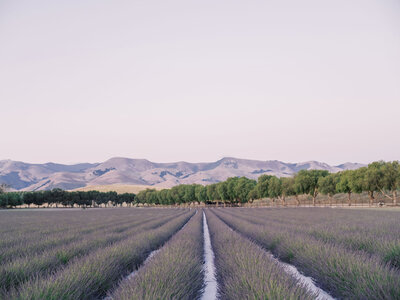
0, 157, 365, 191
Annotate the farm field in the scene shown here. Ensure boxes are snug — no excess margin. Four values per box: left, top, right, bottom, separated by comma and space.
1, 207, 400, 299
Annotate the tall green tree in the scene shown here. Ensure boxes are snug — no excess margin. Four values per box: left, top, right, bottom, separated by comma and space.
183, 185, 196, 203
318, 173, 338, 205
206, 184, 219, 202
380, 161, 400, 205
362, 163, 383, 206
268, 176, 282, 203
226, 177, 239, 202
216, 181, 229, 205
294, 170, 329, 206
158, 189, 169, 205
247, 187, 259, 203
336, 170, 353, 205
194, 185, 207, 203
256, 175, 273, 199
281, 177, 296, 205
235, 177, 256, 204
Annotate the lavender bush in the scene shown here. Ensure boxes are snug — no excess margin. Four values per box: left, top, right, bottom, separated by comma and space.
1, 209, 192, 299
0, 210, 187, 292
206, 210, 315, 300
213, 208, 400, 299
111, 210, 204, 300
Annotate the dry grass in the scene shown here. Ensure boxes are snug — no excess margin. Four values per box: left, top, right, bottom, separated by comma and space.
70, 184, 161, 194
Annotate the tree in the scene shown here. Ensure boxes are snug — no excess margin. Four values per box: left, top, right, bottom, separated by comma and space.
194, 185, 207, 204
32, 192, 45, 207
78, 191, 92, 207
294, 170, 329, 206
235, 177, 256, 204
0, 193, 9, 208
23, 192, 35, 207
61, 192, 74, 207
183, 185, 196, 203
281, 177, 296, 205
381, 161, 400, 205
336, 170, 363, 206
136, 189, 149, 204
206, 184, 218, 202
0, 192, 22, 208
362, 163, 383, 206
225, 177, 237, 201
124, 193, 136, 206
158, 189, 169, 205
216, 181, 229, 205
268, 176, 282, 203
247, 187, 259, 203
176, 185, 186, 204
336, 170, 353, 205
50, 189, 65, 207
169, 186, 183, 205
318, 174, 338, 205
256, 175, 273, 199
106, 191, 118, 206
147, 190, 159, 205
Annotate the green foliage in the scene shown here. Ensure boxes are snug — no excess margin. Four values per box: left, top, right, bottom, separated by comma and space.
256, 175, 274, 198
268, 176, 282, 199
206, 184, 219, 202
194, 185, 207, 203
318, 173, 338, 196
0, 192, 23, 208
294, 170, 329, 199
216, 181, 229, 202
1, 160, 399, 208
381, 161, 400, 191
363, 162, 384, 194
235, 177, 256, 203
281, 177, 296, 197
336, 170, 353, 194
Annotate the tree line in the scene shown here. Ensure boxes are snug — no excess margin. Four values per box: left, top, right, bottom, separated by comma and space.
0, 189, 136, 208
0, 161, 399, 208
135, 161, 399, 206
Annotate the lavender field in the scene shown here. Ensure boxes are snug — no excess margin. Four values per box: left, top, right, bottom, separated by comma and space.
1, 207, 400, 299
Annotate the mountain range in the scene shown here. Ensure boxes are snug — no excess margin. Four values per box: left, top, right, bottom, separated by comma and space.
0, 157, 365, 191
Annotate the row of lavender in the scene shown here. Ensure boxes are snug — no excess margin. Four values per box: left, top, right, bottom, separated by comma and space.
2, 207, 400, 299
212, 207, 400, 299
108, 209, 322, 300
0, 209, 182, 264
220, 207, 400, 268
109, 210, 204, 299
205, 210, 316, 299
0, 209, 193, 299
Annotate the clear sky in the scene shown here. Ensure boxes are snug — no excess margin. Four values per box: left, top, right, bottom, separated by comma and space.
0, 0, 399, 165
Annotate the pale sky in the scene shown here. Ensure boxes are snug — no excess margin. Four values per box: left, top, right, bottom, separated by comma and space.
0, 0, 399, 165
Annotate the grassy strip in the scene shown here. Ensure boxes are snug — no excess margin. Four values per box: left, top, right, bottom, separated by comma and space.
7, 210, 193, 300
213, 209, 400, 300
111, 210, 204, 300
205, 210, 315, 300
0, 211, 187, 292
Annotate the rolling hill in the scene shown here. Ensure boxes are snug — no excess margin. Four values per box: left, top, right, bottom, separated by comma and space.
0, 157, 365, 191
